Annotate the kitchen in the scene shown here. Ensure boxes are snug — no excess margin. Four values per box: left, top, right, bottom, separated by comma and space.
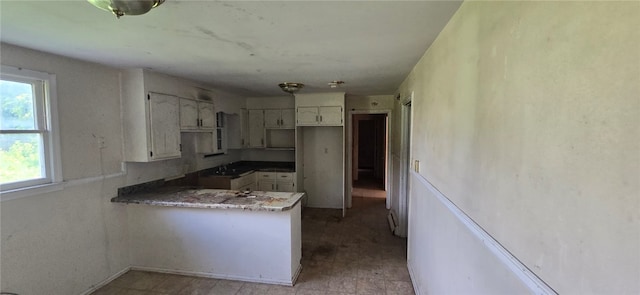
1, 1, 638, 295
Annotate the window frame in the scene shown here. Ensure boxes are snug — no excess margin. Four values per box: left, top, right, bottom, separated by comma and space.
0, 65, 62, 195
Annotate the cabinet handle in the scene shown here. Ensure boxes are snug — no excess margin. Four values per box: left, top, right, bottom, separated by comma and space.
271, 183, 274, 190
316, 115, 319, 122
276, 184, 279, 190
320, 115, 323, 122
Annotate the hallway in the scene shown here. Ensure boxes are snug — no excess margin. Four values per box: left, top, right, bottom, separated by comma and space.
93, 197, 412, 295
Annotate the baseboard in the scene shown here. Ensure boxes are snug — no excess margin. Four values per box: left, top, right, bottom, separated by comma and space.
130, 265, 298, 286
406, 260, 422, 295
79, 266, 131, 295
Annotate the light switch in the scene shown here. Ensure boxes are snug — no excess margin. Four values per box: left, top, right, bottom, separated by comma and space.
414, 160, 420, 173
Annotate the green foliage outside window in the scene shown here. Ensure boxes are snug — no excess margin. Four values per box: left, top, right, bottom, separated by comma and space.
0, 80, 43, 185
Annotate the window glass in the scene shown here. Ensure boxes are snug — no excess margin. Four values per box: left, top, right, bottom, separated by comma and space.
0, 133, 44, 184
0, 80, 36, 130
0, 66, 58, 193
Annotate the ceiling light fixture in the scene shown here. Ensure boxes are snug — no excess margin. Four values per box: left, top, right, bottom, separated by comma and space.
328, 80, 345, 88
87, 0, 165, 18
278, 82, 305, 94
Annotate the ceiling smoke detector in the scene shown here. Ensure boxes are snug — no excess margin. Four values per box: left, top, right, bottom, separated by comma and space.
87, 0, 165, 18
328, 80, 345, 88
278, 82, 304, 94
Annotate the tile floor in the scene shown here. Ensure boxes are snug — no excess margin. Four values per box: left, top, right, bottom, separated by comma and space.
92, 196, 413, 295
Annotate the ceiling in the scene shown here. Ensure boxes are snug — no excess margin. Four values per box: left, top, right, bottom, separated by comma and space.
0, 0, 462, 97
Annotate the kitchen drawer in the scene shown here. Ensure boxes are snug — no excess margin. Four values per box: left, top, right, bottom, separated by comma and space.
257, 172, 276, 180
276, 172, 294, 181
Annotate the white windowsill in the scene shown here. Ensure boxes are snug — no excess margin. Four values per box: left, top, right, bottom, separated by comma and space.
0, 182, 64, 202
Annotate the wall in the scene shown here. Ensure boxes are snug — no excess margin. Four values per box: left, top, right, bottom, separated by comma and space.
398, 1, 639, 294
0, 43, 248, 294
128, 204, 301, 285
0, 43, 130, 295
302, 127, 344, 209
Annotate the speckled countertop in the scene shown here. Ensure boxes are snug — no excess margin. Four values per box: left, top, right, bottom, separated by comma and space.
111, 187, 305, 212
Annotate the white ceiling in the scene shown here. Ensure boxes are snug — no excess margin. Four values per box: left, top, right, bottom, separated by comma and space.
0, 0, 462, 96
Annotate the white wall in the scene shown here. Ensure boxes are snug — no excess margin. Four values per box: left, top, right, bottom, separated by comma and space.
128, 204, 301, 285
0, 43, 248, 294
302, 127, 344, 209
398, 1, 639, 294
0, 43, 130, 295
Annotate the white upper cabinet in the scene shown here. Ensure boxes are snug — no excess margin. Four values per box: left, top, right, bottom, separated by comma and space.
200, 102, 215, 129
148, 93, 181, 160
295, 93, 345, 126
265, 109, 295, 129
121, 68, 182, 162
248, 109, 265, 148
318, 106, 343, 125
180, 98, 215, 131
180, 99, 198, 129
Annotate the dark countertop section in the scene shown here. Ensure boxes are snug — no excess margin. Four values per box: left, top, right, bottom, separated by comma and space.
117, 161, 295, 198
111, 187, 304, 211
199, 161, 295, 178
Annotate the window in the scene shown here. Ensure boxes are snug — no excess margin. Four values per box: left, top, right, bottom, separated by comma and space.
0, 65, 60, 193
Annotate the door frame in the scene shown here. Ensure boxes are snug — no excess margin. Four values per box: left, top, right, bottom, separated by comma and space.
346, 109, 392, 209
396, 93, 413, 237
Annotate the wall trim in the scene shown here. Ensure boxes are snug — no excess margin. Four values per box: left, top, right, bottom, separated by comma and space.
411, 171, 557, 295
130, 265, 302, 287
79, 267, 131, 295
407, 260, 423, 295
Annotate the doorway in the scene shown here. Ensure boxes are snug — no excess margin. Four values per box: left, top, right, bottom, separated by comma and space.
350, 113, 388, 207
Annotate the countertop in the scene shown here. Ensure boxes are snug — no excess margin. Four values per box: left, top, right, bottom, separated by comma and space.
111, 187, 304, 212
200, 161, 295, 178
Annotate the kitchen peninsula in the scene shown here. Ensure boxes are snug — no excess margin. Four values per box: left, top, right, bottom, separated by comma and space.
111, 187, 304, 286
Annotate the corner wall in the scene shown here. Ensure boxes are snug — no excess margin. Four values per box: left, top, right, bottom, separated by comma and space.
0, 43, 130, 295
397, 2, 639, 294
0, 43, 247, 294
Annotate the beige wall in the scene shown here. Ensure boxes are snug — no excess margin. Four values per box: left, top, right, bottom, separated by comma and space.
398, 1, 639, 294
0, 43, 247, 294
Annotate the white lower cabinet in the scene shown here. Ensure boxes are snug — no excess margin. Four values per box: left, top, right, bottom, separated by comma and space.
230, 173, 257, 190
257, 172, 296, 192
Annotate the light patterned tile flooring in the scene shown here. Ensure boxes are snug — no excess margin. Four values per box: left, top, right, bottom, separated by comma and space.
92, 197, 413, 295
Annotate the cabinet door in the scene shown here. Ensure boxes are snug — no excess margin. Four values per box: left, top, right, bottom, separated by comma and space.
149, 93, 181, 160
264, 109, 281, 128
258, 181, 275, 191
240, 109, 249, 147
248, 109, 265, 148
280, 109, 295, 128
296, 107, 319, 125
199, 102, 215, 129
318, 106, 343, 126
179, 98, 198, 130
277, 181, 295, 192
